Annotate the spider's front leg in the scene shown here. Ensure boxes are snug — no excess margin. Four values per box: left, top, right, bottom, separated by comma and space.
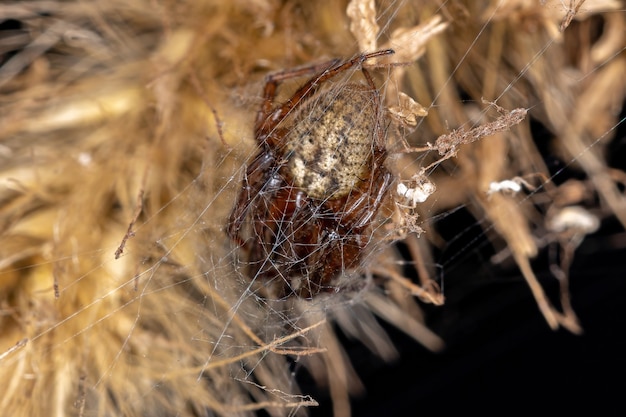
254, 59, 341, 143
255, 49, 394, 146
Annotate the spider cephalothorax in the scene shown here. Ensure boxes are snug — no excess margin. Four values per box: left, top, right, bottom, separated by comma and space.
227, 50, 394, 298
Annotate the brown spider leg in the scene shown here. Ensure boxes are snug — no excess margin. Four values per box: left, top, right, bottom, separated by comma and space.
360, 66, 387, 153
227, 152, 276, 246
254, 59, 341, 141
256, 49, 395, 146
344, 169, 394, 229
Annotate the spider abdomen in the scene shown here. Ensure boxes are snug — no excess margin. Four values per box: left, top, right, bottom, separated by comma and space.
284, 83, 379, 200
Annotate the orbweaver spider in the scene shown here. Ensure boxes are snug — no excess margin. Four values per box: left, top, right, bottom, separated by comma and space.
227, 49, 395, 298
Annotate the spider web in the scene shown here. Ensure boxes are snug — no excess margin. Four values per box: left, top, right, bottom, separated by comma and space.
0, 1, 624, 416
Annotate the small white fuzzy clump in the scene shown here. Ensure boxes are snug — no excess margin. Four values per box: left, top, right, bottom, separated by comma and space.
547, 206, 600, 235
396, 177, 436, 208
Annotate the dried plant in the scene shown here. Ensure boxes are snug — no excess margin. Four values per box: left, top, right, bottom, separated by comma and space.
1, 0, 624, 416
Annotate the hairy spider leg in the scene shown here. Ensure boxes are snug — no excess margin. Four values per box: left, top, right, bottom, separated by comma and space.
359, 66, 387, 152
342, 169, 394, 229
255, 49, 395, 147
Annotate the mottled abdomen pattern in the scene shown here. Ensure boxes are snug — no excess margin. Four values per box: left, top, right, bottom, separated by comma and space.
284, 84, 378, 200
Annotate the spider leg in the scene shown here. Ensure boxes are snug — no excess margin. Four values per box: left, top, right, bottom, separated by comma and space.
361, 66, 386, 152
347, 169, 394, 229
255, 59, 341, 141
256, 49, 395, 146
227, 152, 275, 246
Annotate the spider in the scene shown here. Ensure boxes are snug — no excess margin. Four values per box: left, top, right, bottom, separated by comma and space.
227, 49, 395, 298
